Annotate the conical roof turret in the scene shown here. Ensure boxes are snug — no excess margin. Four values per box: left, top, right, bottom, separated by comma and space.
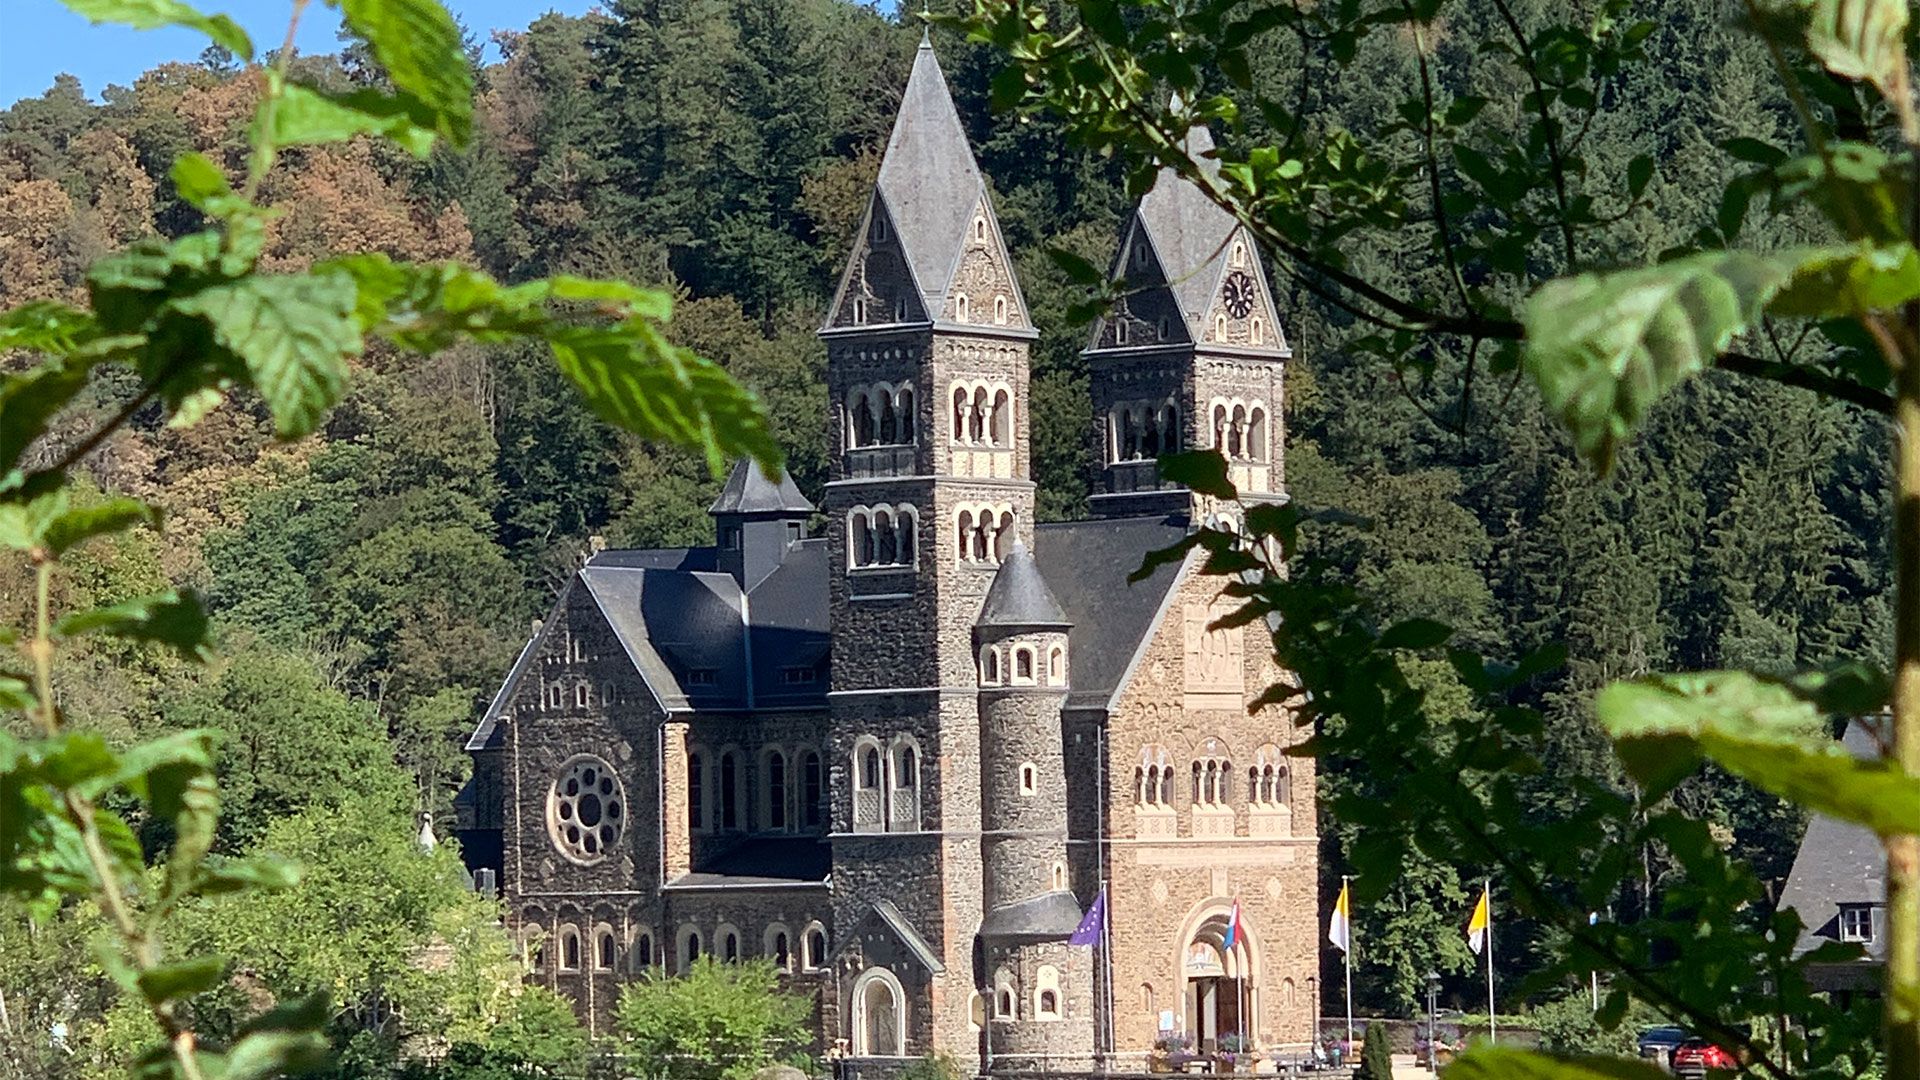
708, 458, 814, 516
977, 539, 1069, 629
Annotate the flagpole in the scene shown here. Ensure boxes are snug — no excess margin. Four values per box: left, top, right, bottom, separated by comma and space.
1343, 875, 1353, 1058
1485, 880, 1496, 1045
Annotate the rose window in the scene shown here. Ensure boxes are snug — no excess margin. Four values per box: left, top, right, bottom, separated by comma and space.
548, 755, 624, 863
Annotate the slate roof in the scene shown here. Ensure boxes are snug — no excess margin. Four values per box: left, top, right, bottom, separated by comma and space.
1110, 123, 1289, 355
875, 39, 986, 315
468, 513, 1188, 744
710, 458, 814, 516
1034, 514, 1191, 709
1779, 721, 1889, 962
977, 538, 1069, 629
979, 890, 1085, 939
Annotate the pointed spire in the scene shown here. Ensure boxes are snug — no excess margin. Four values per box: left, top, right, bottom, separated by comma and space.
875, 38, 988, 313
1133, 121, 1243, 337
977, 539, 1069, 629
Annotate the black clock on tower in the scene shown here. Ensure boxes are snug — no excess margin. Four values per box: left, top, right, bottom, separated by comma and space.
1222, 271, 1256, 319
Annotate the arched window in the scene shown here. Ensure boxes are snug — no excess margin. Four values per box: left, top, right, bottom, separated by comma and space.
851, 512, 873, 568
1228, 404, 1246, 458
636, 932, 654, 970
878, 393, 897, 444
1143, 983, 1155, 1015
1116, 318, 1130, 346
1020, 762, 1037, 795
560, 926, 581, 972
996, 985, 1015, 1019
952, 387, 969, 443
1014, 647, 1034, 684
975, 217, 988, 241
894, 743, 917, 788
856, 968, 905, 1056
982, 646, 1001, 685
970, 387, 988, 443
993, 295, 1008, 324
1251, 315, 1265, 346
1134, 242, 1149, 270
852, 297, 868, 324
1034, 965, 1062, 1020
523, 923, 545, 970
720, 751, 740, 831
1160, 405, 1180, 453
1214, 311, 1228, 339
720, 926, 740, 962
1158, 315, 1171, 341
861, 747, 882, 789
853, 392, 876, 447
688, 752, 706, 832
766, 924, 793, 969
896, 510, 916, 565
597, 927, 617, 971
1231, 240, 1248, 267
679, 927, 701, 973
897, 387, 916, 442
575, 684, 590, 708
874, 508, 897, 566
766, 750, 788, 831
872, 215, 888, 243
804, 924, 828, 971
956, 293, 971, 323
802, 750, 824, 828
993, 511, 1014, 561
1249, 406, 1268, 461
1052, 861, 1067, 891
990, 388, 1011, 447
853, 737, 885, 829
1212, 403, 1229, 451
1049, 645, 1066, 683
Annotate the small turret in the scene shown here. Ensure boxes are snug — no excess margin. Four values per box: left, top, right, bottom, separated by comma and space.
709, 459, 813, 592
975, 542, 1092, 1067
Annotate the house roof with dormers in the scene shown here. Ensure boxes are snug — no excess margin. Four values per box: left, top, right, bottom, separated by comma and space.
1779, 721, 1890, 964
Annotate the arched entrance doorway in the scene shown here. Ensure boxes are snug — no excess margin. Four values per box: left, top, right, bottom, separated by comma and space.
1181, 910, 1257, 1051
852, 967, 905, 1056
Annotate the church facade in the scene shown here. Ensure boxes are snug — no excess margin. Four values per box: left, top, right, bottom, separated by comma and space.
459, 37, 1318, 1071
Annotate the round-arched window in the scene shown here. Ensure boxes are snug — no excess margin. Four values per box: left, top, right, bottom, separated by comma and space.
548, 755, 625, 864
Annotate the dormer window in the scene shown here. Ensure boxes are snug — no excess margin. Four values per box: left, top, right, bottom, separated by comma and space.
720, 525, 742, 550
1158, 316, 1171, 341
993, 295, 1008, 324
872, 216, 888, 243
1839, 904, 1879, 943
852, 297, 868, 324
1251, 316, 1265, 346
955, 294, 970, 323
1115, 319, 1129, 346
1133, 243, 1148, 270
1230, 240, 1248, 268
974, 216, 988, 241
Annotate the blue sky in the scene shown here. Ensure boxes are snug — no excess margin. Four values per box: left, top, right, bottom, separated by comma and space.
0, 1, 603, 106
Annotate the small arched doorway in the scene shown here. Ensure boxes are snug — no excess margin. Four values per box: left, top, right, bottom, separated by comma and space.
852, 967, 905, 1056
1181, 909, 1258, 1051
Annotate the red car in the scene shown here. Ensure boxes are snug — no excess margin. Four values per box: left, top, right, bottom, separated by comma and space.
1671, 1037, 1738, 1078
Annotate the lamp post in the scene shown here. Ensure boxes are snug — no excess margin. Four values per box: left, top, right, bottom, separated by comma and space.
1425, 971, 1442, 1075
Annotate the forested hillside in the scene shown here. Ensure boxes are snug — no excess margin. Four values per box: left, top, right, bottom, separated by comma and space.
0, 0, 1888, 1047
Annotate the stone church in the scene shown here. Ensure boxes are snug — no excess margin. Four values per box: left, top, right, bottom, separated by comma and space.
459, 35, 1318, 1071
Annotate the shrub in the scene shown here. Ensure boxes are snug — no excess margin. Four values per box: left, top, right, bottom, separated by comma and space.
1356, 1022, 1393, 1080
614, 959, 811, 1080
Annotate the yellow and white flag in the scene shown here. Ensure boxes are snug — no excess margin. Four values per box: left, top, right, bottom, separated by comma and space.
1467, 884, 1491, 955
1328, 880, 1352, 953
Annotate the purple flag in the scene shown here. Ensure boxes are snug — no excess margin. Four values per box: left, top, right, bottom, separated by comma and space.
1069, 886, 1106, 946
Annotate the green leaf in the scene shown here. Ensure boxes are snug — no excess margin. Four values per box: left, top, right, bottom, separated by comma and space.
1155, 450, 1238, 499
268, 81, 438, 157
546, 324, 781, 478
338, 0, 473, 146
198, 854, 302, 895
1800, 0, 1908, 96
548, 276, 674, 320
1721, 136, 1787, 166
43, 497, 159, 556
170, 273, 361, 438
1625, 153, 1654, 197
59, 0, 252, 60
136, 955, 226, 1005
1598, 671, 1920, 835
1447, 1046, 1670, 1080
168, 152, 251, 219
55, 589, 213, 662
1378, 618, 1453, 651
1523, 249, 1822, 471
1771, 243, 1920, 316
0, 488, 70, 550
1047, 246, 1107, 286
222, 1029, 331, 1080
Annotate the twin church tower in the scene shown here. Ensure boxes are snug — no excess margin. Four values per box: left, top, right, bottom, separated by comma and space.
462, 33, 1315, 1072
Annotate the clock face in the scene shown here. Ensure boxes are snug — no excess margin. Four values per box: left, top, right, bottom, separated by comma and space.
1222, 271, 1256, 319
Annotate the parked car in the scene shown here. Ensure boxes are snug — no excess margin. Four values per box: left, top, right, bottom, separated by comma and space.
1671, 1036, 1739, 1078
1637, 1027, 1689, 1071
